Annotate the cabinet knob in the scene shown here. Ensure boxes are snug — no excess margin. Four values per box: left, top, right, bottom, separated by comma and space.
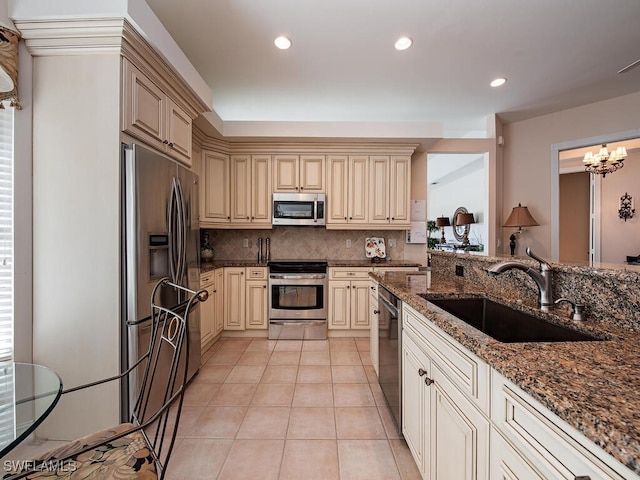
373, 309, 379, 314
344, 217, 347, 220
168, 142, 174, 147
386, 217, 389, 220
162, 139, 169, 144
418, 368, 427, 377
246, 216, 250, 219
263, 285, 266, 288
300, 186, 304, 190
349, 217, 352, 220
391, 217, 395, 220
424, 377, 434, 386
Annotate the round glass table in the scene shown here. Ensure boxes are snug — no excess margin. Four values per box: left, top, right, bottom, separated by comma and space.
0, 362, 63, 457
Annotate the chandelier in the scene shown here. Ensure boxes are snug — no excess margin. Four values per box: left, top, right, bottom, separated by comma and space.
583, 144, 627, 177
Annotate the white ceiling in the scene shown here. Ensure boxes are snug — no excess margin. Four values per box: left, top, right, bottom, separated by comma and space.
145, 0, 640, 139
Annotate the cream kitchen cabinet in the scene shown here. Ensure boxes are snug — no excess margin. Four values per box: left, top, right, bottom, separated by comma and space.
200, 150, 230, 225
223, 267, 268, 331
369, 280, 379, 375
326, 155, 368, 225
230, 154, 272, 227
245, 267, 268, 330
200, 268, 223, 352
122, 59, 193, 166
402, 304, 490, 480
223, 267, 246, 330
273, 154, 325, 192
491, 370, 640, 480
368, 155, 411, 227
328, 268, 371, 330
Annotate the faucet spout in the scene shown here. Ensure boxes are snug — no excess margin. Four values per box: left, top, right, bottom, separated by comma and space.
486, 247, 553, 311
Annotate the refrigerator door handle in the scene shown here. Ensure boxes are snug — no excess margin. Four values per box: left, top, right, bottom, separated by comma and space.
168, 177, 180, 284
175, 177, 187, 285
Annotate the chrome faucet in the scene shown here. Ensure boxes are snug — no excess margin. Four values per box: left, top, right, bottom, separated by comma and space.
486, 247, 553, 311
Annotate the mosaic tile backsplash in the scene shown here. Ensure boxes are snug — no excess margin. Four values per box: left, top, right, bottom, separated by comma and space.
202, 227, 407, 262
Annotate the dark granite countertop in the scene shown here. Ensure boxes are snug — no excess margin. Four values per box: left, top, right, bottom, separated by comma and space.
200, 259, 422, 273
371, 270, 640, 475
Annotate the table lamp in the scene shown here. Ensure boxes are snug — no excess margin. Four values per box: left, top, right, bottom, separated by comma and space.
503, 203, 539, 255
435, 216, 450, 244
455, 212, 475, 246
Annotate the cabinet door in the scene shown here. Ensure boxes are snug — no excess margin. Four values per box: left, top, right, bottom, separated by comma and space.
223, 268, 245, 330
245, 280, 268, 329
390, 155, 410, 224
327, 155, 348, 224
201, 151, 230, 223
350, 280, 371, 329
300, 155, 325, 191
166, 98, 192, 166
214, 268, 224, 335
251, 155, 272, 224
200, 275, 216, 349
368, 155, 390, 223
349, 155, 369, 223
402, 331, 431, 476
230, 155, 252, 224
431, 364, 489, 480
273, 155, 299, 192
369, 291, 379, 376
123, 60, 165, 150
328, 281, 350, 329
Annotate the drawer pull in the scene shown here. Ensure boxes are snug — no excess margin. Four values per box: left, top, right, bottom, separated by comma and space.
575, 477, 591, 480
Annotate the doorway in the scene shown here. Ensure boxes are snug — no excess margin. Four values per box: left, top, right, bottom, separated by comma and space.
559, 172, 590, 264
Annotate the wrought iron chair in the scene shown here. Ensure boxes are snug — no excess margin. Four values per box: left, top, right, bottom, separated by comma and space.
4, 278, 208, 480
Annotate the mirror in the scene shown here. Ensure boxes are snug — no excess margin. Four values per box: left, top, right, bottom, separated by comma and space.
427, 153, 488, 253
551, 129, 640, 265
451, 206, 469, 242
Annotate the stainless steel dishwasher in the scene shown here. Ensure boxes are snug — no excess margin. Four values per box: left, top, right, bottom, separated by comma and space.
377, 285, 402, 434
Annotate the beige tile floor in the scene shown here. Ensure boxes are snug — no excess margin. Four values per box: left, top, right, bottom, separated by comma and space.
4, 337, 421, 480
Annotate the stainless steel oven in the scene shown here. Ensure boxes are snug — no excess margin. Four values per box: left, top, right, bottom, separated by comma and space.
378, 285, 402, 434
268, 260, 328, 339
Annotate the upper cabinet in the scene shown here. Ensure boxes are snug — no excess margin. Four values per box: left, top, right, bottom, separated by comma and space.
122, 59, 194, 166
198, 145, 415, 230
369, 155, 411, 226
273, 155, 325, 192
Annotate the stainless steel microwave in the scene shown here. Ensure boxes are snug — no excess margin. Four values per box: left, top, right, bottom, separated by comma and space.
272, 193, 326, 226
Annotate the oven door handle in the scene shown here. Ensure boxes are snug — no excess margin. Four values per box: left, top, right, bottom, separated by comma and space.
378, 295, 398, 317
270, 320, 326, 326
269, 274, 327, 280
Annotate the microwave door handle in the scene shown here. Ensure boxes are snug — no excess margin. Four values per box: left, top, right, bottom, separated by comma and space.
313, 197, 318, 223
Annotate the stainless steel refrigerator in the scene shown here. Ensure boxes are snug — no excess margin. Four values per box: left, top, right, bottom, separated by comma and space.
121, 143, 201, 420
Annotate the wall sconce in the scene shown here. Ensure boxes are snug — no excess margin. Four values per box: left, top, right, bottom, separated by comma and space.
619, 192, 635, 222
503, 203, 539, 256
455, 212, 475, 246
0, 24, 21, 109
435, 216, 450, 244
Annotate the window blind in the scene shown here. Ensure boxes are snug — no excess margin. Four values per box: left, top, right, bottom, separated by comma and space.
0, 106, 14, 362
0, 105, 13, 450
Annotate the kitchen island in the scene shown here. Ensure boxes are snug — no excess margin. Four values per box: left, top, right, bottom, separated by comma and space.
371, 269, 640, 477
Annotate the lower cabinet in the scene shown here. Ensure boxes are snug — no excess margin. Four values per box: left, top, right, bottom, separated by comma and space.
328, 267, 371, 330
401, 301, 640, 480
223, 266, 268, 331
200, 268, 224, 351
402, 324, 489, 480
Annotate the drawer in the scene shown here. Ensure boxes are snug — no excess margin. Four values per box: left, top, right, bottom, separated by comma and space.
329, 267, 371, 280
491, 370, 638, 480
200, 271, 215, 286
247, 267, 267, 279
403, 303, 490, 414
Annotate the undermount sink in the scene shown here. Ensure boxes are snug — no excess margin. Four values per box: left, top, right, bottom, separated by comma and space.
419, 296, 602, 343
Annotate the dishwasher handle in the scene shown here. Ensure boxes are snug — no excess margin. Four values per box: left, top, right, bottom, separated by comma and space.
378, 294, 398, 317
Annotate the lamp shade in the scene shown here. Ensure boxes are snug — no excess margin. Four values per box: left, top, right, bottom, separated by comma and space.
503, 203, 539, 227
435, 216, 450, 227
456, 212, 475, 225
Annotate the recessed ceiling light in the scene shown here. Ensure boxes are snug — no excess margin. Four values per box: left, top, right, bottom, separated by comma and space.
490, 77, 507, 87
274, 36, 292, 50
394, 36, 413, 51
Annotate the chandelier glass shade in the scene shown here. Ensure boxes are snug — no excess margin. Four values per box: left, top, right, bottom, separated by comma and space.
583, 144, 626, 177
